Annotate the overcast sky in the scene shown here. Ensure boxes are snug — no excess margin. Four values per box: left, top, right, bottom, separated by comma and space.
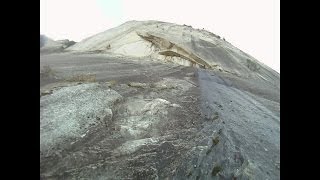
40, 0, 280, 73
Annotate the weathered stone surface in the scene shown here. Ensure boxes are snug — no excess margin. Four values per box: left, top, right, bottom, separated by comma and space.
40, 20, 279, 180
40, 83, 122, 157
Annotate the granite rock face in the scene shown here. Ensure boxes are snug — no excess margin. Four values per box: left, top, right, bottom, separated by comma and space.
68, 20, 279, 86
40, 20, 279, 179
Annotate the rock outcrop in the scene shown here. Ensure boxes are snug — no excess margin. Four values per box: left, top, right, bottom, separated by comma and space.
40, 20, 280, 179
68, 20, 279, 86
40, 35, 76, 53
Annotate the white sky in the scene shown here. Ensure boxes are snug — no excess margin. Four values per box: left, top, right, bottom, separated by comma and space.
40, 0, 280, 73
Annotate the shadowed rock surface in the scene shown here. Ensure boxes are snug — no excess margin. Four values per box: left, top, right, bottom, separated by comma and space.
40, 35, 76, 53
40, 20, 279, 179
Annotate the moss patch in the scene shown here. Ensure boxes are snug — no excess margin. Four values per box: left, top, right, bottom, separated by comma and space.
212, 165, 222, 176
212, 137, 220, 146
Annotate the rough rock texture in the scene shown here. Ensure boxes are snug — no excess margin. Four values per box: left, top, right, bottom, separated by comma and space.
40, 20, 279, 180
40, 83, 122, 157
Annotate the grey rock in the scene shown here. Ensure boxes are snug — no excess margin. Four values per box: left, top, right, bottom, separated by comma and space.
40, 20, 279, 180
